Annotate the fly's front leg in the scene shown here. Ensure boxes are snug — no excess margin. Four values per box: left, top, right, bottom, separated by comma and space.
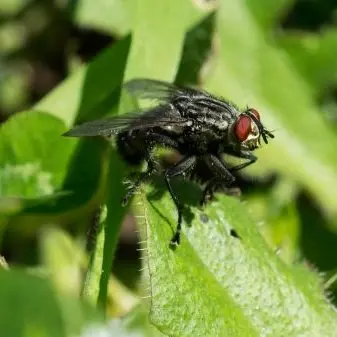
122, 132, 180, 206
165, 156, 197, 246
200, 155, 235, 206
225, 149, 257, 172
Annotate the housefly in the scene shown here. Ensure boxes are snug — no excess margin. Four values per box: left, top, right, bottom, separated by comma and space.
63, 79, 274, 246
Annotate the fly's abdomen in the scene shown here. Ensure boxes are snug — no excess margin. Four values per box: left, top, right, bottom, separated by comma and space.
116, 132, 146, 165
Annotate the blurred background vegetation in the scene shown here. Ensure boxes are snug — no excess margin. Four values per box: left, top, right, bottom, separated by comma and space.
1, 0, 337, 336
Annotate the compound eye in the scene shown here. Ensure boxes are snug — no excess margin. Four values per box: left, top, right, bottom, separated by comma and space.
234, 115, 252, 142
249, 108, 260, 120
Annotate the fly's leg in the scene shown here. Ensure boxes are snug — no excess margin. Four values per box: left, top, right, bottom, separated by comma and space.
164, 156, 197, 246
122, 132, 180, 206
225, 149, 257, 172
201, 183, 241, 205
200, 155, 235, 206
201, 151, 256, 205
122, 151, 156, 206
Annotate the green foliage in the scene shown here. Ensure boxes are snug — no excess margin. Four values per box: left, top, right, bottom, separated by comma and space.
1, 0, 337, 336
0, 269, 102, 337
135, 187, 337, 336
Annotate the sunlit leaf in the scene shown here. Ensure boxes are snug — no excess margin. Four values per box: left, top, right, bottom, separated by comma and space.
135, 185, 337, 336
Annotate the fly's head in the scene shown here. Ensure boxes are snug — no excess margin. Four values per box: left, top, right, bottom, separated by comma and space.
232, 108, 274, 151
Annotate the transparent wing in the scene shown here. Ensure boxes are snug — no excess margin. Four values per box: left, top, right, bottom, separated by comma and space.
63, 115, 138, 137
125, 78, 198, 102
63, 104, 186, 138
125, 78, 235, 114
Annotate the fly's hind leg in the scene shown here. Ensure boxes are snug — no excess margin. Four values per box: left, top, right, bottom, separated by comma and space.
164, 156, 197, 246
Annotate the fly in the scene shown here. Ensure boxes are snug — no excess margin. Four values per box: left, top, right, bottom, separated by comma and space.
63, 78, 274, 246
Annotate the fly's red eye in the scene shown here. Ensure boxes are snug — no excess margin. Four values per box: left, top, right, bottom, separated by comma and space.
234, 115, 252, 142
249, 108, 260, 120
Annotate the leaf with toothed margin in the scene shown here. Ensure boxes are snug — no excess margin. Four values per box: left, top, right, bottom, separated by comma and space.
133, 182, 337, 337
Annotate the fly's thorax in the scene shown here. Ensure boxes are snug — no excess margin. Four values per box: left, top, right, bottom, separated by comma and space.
160, 123, 187, 135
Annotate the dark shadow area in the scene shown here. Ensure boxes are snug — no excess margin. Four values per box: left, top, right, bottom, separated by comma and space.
297, 191, 337, 306
282, 0, 337, 31
2, 233, 39, 267
0, 0, 115, 120
297, 192, 337, 272
230, 228, 241, 240
318, 85, 337, 134
112, 240, 141, 291
69, 27, 115, 63
147, 174, 200, 226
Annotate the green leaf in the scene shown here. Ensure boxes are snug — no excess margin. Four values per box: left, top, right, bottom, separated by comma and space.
280, 29, 337, 95
0, 270, 64, 337
0, 269, 101, 337
135, 185, 337, 336
244, 178, 300, 265
0, 111, 73, 193
121, 304, 167, 337
0, 111, 107, 234
248, 0, 295, 30
73, 0, 131, 36
122, 0, 206, 81
78, 304, 166, 337
39, 227, 85, 296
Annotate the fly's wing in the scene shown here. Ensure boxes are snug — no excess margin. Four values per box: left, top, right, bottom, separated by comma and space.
63, 104, 187, 138
63, 115, 138, 137
125, 78, 238, 117
125, 78, 200, 102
